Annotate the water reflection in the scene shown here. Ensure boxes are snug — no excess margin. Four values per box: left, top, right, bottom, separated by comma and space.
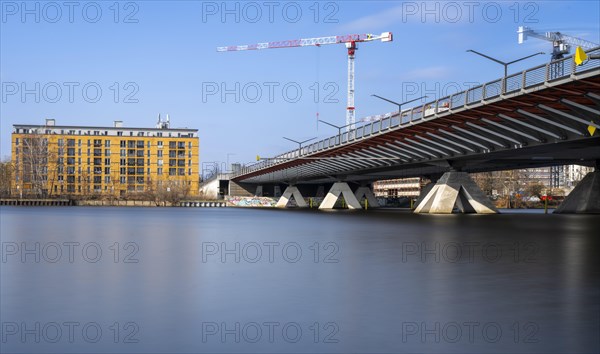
1, 207, 598, 353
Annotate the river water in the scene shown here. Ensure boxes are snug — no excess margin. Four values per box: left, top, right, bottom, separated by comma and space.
1, 206, 598, 353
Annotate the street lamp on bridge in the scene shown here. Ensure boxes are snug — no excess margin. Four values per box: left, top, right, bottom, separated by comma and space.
370, 94, 428, 113
317, 120, 356, 136
282, 136, 317, 150
466, 49, 545, 78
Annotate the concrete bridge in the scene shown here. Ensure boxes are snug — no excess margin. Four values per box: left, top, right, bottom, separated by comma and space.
230, 48, 600, 214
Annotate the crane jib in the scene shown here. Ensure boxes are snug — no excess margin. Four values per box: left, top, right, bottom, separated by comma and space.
216, 33, 386, 52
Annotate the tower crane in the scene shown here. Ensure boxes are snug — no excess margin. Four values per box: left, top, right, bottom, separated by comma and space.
217, 32, 393, 133
517, 26, 599, 60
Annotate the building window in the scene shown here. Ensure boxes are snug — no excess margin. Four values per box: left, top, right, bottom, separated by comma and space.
157, 141, 163, 147
105, 149, 111, 156
157, 168, 162, 175
105, 140, 110, 147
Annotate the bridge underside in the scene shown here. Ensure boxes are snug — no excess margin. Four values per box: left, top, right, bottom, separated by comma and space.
233, 71, 600, 185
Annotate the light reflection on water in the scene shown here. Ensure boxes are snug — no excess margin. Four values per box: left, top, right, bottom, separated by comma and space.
1, 206, 598, 353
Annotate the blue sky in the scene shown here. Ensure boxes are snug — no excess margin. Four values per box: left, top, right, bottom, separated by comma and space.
1, 0, 599, 172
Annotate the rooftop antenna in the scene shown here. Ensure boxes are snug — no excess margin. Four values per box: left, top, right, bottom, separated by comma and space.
156, 113, 162, 128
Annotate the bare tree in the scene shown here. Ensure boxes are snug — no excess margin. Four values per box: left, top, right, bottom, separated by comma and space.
20, 128, 57, 198
0, 160, 13, 197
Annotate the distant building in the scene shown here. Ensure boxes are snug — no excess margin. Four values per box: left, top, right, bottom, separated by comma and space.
519, 165, 593, 190
11, 118, 199, 197
373, 177, 421, 198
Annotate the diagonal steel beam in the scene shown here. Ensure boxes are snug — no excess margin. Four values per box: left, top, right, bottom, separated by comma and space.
425, 132, 475, 152
451, 125, 506, 148
346, 151, 376, 168
415, 135, 462, 154
497, 114, 566, 140
439, 129, 490, 151
379, 144, 415, 160
405, 137, 449, 156
560, 98, 600, 116
385, 142, 425, 159
352, 150, 390, 166
481, 118, 542, 142
515, 109, 580, 136
466, 122, 522, 145
369, 146, 408, 162
395, 140, 439, 158
538, 104, 600, 129
346, 152, 381, 167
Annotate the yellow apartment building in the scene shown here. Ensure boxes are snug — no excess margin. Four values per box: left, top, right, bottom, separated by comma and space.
11, 118, 199, 198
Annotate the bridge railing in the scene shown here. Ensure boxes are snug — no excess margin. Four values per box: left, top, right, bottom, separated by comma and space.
234, 46, 600, 179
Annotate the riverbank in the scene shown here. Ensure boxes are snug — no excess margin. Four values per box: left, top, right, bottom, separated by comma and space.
0, 198, 226, 207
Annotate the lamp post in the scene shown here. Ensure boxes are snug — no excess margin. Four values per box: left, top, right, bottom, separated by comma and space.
282, 137, 317, 150
466, 49, 545, 77
370, 95, 428, 112
317, 120, 356, 136
226, 153, 236, 173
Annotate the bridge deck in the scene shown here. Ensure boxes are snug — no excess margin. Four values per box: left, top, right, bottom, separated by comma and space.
233, 48, 600, 184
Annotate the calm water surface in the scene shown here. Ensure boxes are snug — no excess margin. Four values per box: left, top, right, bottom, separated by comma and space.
1, 206, 598, 353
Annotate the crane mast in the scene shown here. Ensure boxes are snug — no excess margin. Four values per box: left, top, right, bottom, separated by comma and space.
218, 32, 393, 134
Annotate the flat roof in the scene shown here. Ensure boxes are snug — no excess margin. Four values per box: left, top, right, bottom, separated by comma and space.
13, 124, 198, 132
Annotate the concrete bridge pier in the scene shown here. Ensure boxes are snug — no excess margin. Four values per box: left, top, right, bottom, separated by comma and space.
354, 184, 379, 208
414, 171, 498, 214
554, 170, 600, 214
276, 185, 308, 208
319, 182, 362, 210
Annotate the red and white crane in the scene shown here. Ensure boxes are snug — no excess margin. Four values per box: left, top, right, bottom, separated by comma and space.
217, 32, 393, 133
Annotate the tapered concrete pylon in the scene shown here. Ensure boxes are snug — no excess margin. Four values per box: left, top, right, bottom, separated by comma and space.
319, 182, 362, 209
414, 172, 498, 214
554, 171, 600, 214
354, 186, 379, 208
276, 186, 307, 208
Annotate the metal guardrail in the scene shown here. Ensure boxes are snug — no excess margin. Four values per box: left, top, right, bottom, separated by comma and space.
233, 47, 600, 179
